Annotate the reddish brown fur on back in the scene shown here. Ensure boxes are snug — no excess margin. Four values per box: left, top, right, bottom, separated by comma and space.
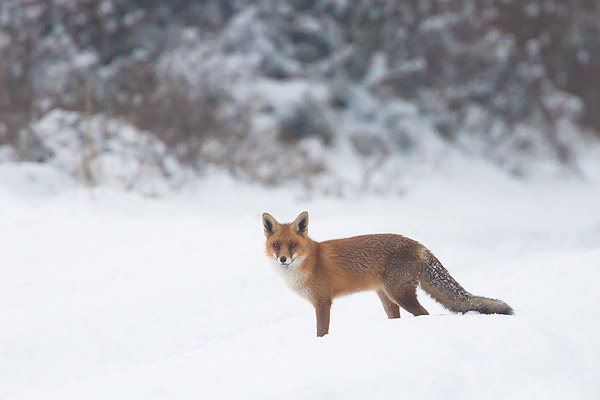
317, 234, 418, 298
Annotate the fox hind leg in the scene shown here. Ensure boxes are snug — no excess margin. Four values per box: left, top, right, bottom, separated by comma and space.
386, 283, 429, 317
377, 289, 401, 319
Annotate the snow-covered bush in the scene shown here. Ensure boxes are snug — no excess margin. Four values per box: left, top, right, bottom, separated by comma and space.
32, 109, 184, 193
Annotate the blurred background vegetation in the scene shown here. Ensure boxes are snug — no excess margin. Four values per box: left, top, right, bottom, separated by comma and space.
1, 0, 599, 191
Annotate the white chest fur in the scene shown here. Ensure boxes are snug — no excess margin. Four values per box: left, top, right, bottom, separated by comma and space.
270, 256, 312, 301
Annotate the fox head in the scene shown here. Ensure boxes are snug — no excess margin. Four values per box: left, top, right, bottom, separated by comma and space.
262, 211, 309, 267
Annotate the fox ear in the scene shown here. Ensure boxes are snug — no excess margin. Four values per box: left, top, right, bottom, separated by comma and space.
262, 213, 280, 237
292, 211, 309, 236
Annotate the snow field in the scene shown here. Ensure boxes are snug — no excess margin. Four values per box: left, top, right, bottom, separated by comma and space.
1, 164, 599, 399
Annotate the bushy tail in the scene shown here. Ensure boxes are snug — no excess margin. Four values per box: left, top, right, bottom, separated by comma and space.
419, 250, 513, 315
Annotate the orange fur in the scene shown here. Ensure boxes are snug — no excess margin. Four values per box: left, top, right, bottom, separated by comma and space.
263, 211, 512, 336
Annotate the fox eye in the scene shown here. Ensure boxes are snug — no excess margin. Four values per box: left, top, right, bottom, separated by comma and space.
290, 243, 296, 248
273, 243, 280, 249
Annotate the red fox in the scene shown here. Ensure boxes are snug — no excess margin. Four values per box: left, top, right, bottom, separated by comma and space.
263, 211, 513, 336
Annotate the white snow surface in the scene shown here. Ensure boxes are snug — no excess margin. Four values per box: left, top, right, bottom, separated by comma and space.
1, 162, 599, 399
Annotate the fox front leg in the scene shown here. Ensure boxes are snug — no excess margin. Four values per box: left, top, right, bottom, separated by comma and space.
314, 299, 332, 337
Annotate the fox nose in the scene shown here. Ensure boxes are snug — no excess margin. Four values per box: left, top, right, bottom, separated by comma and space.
279, 256, 287, 263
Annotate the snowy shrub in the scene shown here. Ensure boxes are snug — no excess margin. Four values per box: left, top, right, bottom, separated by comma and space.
32, 109, 184, 193
278, 94, 334, 145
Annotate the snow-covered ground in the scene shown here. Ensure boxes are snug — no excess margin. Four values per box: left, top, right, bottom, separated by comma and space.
1, 162, 599, 399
